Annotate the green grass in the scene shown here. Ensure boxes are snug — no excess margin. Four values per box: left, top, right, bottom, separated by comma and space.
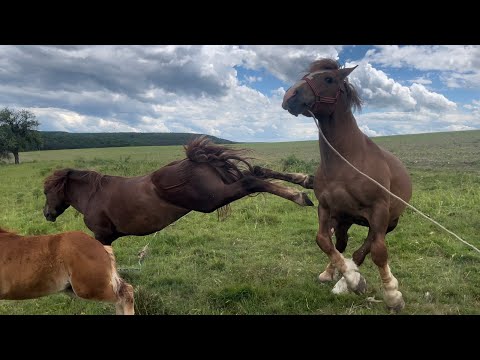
1, 130, 480, 314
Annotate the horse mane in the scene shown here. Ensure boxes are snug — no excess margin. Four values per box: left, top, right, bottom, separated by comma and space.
184, 135, 255, 220
184, 135, 254, 184
44, 168, 105, 197
308, 58, 362, 113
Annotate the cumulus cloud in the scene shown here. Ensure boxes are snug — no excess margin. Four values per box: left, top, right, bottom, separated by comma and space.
0, 45, 477, 142
345, 61, 456, 112
239, 45, 342, 82
365, 45, 480, 88
356, 109, 480, 136
407, 76, 432, 85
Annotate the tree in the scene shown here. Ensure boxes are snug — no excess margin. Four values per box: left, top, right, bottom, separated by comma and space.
0, 108, 42, 164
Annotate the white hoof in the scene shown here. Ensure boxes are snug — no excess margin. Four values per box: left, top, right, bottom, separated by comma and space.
319, 270, 334, 282
332, 277, 349, 294
385, 290, 405, 312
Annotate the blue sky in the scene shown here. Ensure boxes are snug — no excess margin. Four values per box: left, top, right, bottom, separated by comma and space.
0, 45, 478, 142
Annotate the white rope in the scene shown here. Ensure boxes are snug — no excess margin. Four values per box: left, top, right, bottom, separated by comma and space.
308, 110, 480, 254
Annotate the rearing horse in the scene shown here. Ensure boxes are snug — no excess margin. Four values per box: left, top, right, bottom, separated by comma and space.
280, 59, 412, 311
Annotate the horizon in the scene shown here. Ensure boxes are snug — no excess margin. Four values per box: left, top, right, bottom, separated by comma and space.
32, 128, 480, 146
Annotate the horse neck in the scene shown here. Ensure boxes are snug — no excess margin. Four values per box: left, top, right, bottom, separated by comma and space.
315, 105, 365, 166
65, 174, 96, 213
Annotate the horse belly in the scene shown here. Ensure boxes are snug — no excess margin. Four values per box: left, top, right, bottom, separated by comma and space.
113, 199, 189, 235
317, 185, 370, 223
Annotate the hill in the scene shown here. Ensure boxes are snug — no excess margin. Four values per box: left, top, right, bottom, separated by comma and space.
33, 132, 234, 150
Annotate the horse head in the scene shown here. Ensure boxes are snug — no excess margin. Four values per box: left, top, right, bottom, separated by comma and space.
43, 169, 72, 222
282, 58, 359, 117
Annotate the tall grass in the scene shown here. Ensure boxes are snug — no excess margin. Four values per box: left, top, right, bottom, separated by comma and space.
1, 130, 479, 314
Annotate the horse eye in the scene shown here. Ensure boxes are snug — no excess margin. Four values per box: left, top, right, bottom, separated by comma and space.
325, 77, 333, 84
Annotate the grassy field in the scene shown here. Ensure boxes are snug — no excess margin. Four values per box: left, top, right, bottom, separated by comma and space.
1, 130, 479, 315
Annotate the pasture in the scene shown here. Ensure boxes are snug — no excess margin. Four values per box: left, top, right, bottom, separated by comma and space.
1, 130, 479, 314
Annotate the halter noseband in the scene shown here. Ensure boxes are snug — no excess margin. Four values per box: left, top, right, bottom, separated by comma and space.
301, 70, 344, 113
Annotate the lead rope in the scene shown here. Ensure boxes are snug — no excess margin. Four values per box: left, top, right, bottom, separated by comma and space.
307, 109, 480, 254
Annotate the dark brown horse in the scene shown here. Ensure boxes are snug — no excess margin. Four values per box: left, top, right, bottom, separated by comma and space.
43, 136, 313, 245
267, 58, 412, 311
0, 228, 134, 315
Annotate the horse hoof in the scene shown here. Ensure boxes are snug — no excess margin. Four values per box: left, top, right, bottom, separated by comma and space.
302, 193, 314, 206
386, 293, 405, 313
318, 271, 334, 282
331, 277, 349, 294
350, 274, 367, 295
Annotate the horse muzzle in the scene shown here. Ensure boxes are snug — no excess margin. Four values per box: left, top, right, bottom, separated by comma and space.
44, 211, 57, 222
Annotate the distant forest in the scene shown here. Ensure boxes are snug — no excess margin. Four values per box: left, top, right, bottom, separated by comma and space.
26, 132, 234, 151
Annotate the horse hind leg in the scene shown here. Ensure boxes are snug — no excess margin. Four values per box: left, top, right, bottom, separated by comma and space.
114, 282, 135, 315
69, 246, 134, 315
212, 176, 314, 210
252, 166, 315, 189
350, 217, 400, 267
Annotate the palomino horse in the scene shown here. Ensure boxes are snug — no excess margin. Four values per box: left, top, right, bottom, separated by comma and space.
277, 58, 412, 311
0, 228, 134, 314
43, 136, 314, 245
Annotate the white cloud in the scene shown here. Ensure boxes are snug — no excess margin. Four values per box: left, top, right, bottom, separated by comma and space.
240, 45, 342, 82
365, 45, 480, 88
244, 76, 262, 84
356, 109, 480, 136
407, 76, 432, 85
359, 124, 383, 137
345, 61, 456, 113
0, 45, 477, 142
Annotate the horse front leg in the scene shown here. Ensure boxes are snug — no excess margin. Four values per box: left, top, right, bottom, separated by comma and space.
316, 206, 367, 295
252, 166, 314, 189
319, 221, 352, 283
369, 205, 405, 312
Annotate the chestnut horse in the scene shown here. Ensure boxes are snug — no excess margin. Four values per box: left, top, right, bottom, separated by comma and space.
0, 228, 134, 315
277, 58, 412, 311
43, 136, 313, 245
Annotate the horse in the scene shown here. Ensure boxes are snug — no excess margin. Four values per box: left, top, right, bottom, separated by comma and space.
276, 58, 412, 311
43, 136, 314, 245
0, 228, 134, 315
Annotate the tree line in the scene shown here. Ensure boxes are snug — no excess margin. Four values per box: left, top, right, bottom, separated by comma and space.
0, 107, 233, 164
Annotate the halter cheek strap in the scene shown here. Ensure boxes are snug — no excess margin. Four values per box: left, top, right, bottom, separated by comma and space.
301, 70, 344, 114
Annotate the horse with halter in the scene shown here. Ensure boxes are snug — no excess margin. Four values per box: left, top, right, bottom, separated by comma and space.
43, 136, 314, 245
256, 59, 412, 311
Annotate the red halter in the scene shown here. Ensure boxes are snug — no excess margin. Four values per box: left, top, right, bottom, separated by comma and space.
301, 71, 344, 113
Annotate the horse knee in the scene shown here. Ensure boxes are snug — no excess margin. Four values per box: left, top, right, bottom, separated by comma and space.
370, 238, 388, 268
316, 233, 334, 254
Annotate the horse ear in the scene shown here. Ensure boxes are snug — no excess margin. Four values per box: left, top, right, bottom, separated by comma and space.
337, 65, 358, 80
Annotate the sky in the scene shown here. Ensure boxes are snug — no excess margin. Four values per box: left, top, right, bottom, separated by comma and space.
0, 45, 479, 142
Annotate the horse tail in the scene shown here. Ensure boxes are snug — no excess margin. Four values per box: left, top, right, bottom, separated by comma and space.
103, 245, 135, 314
184, 135, 254, 183
103, 246, 122, 293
